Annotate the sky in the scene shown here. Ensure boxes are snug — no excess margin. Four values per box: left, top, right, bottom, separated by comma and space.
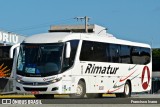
0, 0, 160, 47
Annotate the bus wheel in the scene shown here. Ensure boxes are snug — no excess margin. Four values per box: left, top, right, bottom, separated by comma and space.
34, 94, 54, 99
70, 81, 86, 98
123, 81, 131, 97
116, 81, 131, 98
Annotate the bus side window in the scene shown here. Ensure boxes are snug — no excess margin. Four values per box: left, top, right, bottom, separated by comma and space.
69, 40, 79, 66
120, 45, 131, 64
109, 44, 120, 63
62, 40, 79, 72
140, 48, 150, 64
131, 47, 140, 64
93, 42, 107, 62
131, 47, 151, 65
80, 41, 94, 61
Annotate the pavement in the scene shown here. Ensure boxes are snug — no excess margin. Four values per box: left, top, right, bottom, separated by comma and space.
132, 94, 160, 98
0, 94, 115, 99
0, 93, 160, 99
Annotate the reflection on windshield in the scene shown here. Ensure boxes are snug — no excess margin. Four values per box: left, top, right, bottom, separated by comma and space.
17, 43, 63, 77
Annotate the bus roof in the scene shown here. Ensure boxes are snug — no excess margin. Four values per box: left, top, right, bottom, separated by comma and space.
23, 32, 151, 48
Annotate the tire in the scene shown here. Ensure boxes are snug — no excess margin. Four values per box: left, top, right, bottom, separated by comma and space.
70, 81, 86, 98
116, 81, 131, 98
123, 81, 131, 97
34, 94, 54, 99
87, 93, 102, 98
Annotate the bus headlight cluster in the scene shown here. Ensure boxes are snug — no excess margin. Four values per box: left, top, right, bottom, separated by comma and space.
16, 78, 24, 83
16, 76, 23, 83
49, 77, 62, 83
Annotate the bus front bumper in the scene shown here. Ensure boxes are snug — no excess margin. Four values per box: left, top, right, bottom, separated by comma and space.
16, 81, 63, 94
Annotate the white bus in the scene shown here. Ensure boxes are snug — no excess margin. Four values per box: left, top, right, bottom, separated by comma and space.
15, 32, 152, 98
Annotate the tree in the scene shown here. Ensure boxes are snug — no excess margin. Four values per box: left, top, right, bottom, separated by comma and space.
152, 48, 160, 57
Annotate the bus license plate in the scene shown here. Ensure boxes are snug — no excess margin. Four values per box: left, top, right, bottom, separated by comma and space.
31, 91, 39, 94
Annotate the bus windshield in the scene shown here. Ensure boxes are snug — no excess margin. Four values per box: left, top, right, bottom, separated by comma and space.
17, 43, 64, 77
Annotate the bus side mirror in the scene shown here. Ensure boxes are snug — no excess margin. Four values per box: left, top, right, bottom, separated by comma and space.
66, 42, 71, 58
10, 43, 20, 58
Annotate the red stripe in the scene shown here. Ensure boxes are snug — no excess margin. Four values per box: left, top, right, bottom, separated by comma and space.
107, 87, 121, 93
119, 70, 137, 82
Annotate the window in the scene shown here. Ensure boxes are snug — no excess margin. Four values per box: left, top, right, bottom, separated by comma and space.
131, 47, 141, 64
120, 45, 131, 64
62, 40, 79, 71
108, 44, 120, 63
17, 43, 64, 77
140, 48, 150, 64
131, 47, 151, 64
80, 40, 151, 65
80, 41, 94, 61
80, 41, 108, 62
70, 40, 80, 65
93, 42, 107, 62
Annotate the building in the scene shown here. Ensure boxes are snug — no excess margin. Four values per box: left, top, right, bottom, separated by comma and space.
0, 30, 26, 94
49, 24, 109, 35
0, 30, 25, 46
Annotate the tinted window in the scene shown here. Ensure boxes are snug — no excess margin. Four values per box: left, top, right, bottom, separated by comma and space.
70, 40, 80, 65
80, 40, 151, 65
131, 47, 150, 64
108, 44, 120, 63
120, 45, 131, 64
80, 41, 94, 61
80, 41, 108, 62
93, 42, 107, 62
140, 48, 150, 64
131, 47, 141, 64
62, 40, 79, 71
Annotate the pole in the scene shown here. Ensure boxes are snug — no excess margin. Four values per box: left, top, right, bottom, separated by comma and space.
85, 16, 88, 33
74, 16, 90, 33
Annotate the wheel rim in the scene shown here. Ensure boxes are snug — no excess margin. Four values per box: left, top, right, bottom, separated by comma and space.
125, 84, 130, 95
76, 84, 83, 96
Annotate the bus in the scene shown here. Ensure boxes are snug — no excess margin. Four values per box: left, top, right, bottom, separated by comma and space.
15, 32, 152, 98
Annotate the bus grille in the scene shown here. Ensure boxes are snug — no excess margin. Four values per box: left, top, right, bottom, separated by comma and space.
22, 82, 49, 86
23, 87, 47, 91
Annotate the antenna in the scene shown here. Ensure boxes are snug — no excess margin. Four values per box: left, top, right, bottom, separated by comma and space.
98, 28, 108, 34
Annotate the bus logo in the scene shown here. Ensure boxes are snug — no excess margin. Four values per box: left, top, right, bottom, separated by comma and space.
141, 66, 150, 90
33, 82, 38, 86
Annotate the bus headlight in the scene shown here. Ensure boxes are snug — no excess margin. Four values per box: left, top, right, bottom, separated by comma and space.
49, 77, 62, 83
16, 76, 23, 83
16, 78, 23, 83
